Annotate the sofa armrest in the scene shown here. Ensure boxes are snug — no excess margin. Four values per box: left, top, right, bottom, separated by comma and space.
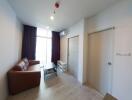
8, 71, 41, 94
29, 60, 40, 66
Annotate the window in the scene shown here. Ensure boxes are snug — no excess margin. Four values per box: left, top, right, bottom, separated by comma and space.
36, 28, 52, 65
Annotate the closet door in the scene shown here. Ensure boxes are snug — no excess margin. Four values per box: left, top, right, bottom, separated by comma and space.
68, 36, 79, 79
88, 29, 114, 95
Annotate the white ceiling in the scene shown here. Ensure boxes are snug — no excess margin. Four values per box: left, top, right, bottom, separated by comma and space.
8, 0, 120, 31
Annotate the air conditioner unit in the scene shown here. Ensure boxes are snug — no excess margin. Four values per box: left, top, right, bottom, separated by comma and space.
60, 30, 69, 36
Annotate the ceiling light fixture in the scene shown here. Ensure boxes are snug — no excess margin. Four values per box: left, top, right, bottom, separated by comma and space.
50, 0, 61, 21
50, 15, 54, 20
55, 1, 60, 8
53, 1, 60, 14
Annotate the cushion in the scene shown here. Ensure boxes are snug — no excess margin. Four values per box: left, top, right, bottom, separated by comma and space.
15, 60, 26, 71
23, 58, 29, 66
28, 64, 40, 71
12, 66, 22, 71
23, 58, 29, 70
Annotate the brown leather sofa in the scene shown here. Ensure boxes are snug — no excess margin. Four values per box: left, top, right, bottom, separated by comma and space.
7, 58, 41, 95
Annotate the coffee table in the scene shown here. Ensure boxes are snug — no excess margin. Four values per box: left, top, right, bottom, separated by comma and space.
44, 63, 57, 80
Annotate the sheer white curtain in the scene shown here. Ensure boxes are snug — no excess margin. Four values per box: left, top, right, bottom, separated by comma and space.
36, 28, 52, 65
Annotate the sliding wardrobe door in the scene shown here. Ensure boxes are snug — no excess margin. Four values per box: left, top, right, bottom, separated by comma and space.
88, 29, 114, 95
68, 36, 79, 79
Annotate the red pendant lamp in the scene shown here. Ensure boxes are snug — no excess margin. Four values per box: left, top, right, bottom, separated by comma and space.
55, 2, 60, 8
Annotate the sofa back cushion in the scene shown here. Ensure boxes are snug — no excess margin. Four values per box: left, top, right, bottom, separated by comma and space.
12, 58, 30, 71
17, 60, 26, 71
13, 66, 22, 71
14, 59, 29, 71
23, 58, 29, 70
23, 58, 29, 66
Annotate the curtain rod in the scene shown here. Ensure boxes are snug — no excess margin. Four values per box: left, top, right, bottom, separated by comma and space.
32, 36, 52, 39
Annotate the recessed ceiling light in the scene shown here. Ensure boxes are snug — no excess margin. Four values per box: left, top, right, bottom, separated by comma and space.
50, 16, 54, 20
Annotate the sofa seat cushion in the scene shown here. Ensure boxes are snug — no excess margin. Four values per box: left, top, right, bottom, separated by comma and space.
27, 64, 40, 71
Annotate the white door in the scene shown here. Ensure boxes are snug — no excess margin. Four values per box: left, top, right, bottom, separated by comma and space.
68, 36, 79, 78
88, 29, 114, 95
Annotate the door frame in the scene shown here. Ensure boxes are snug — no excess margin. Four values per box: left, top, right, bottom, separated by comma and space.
67, 35, 79, 73
87, 27, 115, 94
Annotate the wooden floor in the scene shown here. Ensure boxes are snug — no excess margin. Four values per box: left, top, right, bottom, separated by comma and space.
7, 70, 103, 100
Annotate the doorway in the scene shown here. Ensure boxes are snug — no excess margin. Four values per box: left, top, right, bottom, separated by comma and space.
87, 28, 114, 95
68, 36, 79, 79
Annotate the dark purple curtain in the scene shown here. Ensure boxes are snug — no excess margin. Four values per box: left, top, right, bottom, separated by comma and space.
22, 25, 37, 60
51, 31, 60, 65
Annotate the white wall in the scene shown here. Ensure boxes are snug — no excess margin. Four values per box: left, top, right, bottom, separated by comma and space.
60, 20, 85, 84
68, 20, 85, 84
85, 0, 132, 100
0, 0, 23, 100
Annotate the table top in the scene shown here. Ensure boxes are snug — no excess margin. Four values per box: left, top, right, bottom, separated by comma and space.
43, 63, 56, 70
